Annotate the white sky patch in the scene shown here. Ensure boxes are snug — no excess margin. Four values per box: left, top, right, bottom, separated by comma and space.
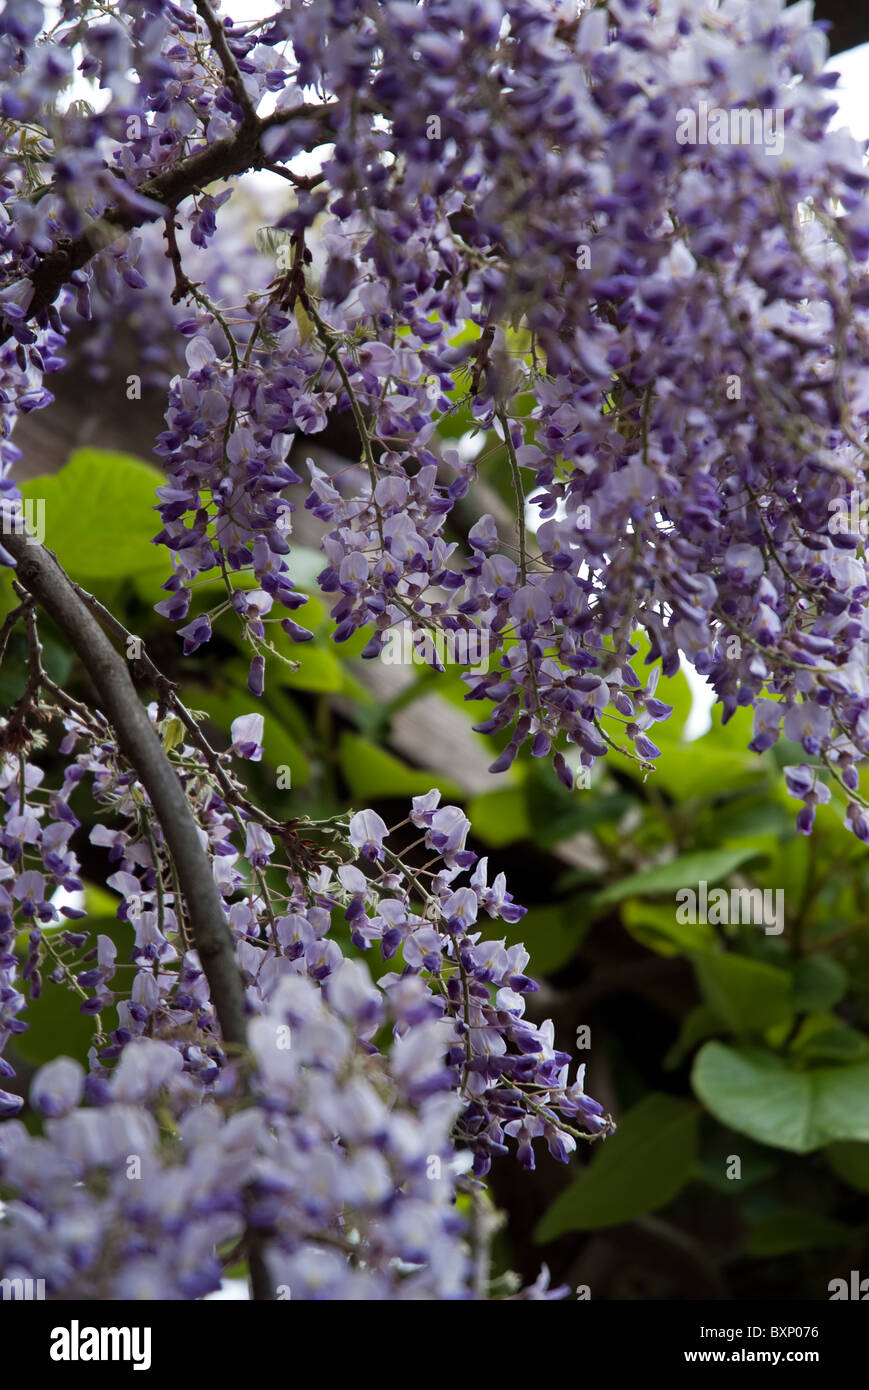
204, 1278, 250, 1300
827, 43, 869, 140
457, 429, 486, 463
50, 884, 85, 915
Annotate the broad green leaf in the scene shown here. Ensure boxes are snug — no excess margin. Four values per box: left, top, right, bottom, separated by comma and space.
9, 983, 97, 1069
713, 837, 804, 925
692, 1042, 869, 1152
529, 789, 633, 851
825, 1141, 869, 1193
793, 1022, 869, 1063
691, 952, 794, 1034
700, 797, 793, 844
22, 449, 170, 580
791, 956, 848, 1013
622, 897, 716, 956
652, 745, 765, 801
85, 883, 122, 917
276, 643, 345, 694
745, 1209, 856, 1257
699, 702, 757, 753
593, 847, 762, 908
338, 732, 462, 801
12, 917, 128, 1068
185, 682, 309, 786
694, 1141, 778, 1193
466, 787, 531, 846
534, 1094, 699, 1240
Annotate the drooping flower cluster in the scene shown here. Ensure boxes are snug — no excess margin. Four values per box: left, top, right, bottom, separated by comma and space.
4, 0, 869, 1300
3, 0, 868, 829
0, 675, 608, 1296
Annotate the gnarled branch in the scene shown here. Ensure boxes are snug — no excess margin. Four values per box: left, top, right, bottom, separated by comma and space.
2, 529, 249, 1050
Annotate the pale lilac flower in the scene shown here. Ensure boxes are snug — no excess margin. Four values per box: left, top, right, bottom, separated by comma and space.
230, 713, 264, 761
349, 809, 389, 862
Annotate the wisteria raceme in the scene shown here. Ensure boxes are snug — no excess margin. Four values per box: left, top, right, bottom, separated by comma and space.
1, 0, 866, 828
0, 681, 608, 1295
1, 0, 862, 822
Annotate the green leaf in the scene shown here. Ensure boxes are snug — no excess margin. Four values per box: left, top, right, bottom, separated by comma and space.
466, 787, 531, 846
791, 1018, 869, 1063
277, 644, 345, 694
702, 797, 794, 844
613, 739, 763, 801
702, 702, 758, 753
530, 790, 634, 851
185, 683, 309, 787
22, 450, 171, 580
622, 897, 716, 956
691, 952, 794, 1034
825, 1141, 869, 1193
692, 1042, 869, 1152
84, 882, 122, 917
593, 847, 762, 908
161, 715, 186, 753
12, 917, 128, 1069
791, 956, 848, 1012
10, 981, 97, 1069
338, 732, 462, 801
745, 1208, 856, 1257
534, 1094, 699, 1240
695, 1140, 778, 1193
